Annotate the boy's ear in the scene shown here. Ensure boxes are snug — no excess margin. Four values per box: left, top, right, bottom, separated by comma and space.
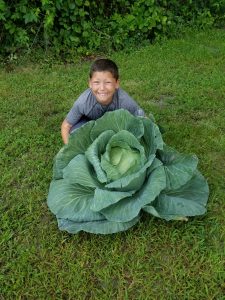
116, 79, 120, 88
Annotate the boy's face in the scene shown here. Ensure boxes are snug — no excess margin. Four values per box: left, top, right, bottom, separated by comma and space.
89, 71, 119, 105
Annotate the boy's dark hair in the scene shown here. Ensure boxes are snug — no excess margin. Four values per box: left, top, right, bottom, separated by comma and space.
89, 58, 119, 80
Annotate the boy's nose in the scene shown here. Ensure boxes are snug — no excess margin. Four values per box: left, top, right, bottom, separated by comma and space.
99, 82, 105, 90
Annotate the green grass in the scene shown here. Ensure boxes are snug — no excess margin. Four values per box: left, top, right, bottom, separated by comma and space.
1, 28, 225, 299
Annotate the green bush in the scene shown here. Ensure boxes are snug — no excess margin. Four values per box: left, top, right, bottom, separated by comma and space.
0, 0, 224, 57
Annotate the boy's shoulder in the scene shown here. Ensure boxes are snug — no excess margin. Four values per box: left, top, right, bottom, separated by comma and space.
117, 87, 129, 97
117, 88, 136, 104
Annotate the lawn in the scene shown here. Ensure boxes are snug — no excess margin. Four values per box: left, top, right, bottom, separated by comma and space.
0, 28, 225, 299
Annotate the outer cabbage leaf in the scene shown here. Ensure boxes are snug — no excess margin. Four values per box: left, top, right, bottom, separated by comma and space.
101, 166, 167, 222
47, 180, 103, 222
91, 188, 136, 212
53, 121, 95, 179
57, 215, 141, 234
90, 109, 144, 140
158, 145, 198, 190
143, 170, 209, 220
63, 154, 101, 188
141, 118, 164, 157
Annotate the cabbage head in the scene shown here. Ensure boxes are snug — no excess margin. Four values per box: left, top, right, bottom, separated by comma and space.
47, 109, 209, 234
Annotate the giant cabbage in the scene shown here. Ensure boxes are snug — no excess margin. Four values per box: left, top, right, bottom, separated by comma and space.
47, 109, 209, 234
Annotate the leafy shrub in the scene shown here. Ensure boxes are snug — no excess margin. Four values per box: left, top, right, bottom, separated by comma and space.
0, 1, 224, 59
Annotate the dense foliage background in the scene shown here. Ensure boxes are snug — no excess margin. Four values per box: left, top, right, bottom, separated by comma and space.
0, 0, 225, 57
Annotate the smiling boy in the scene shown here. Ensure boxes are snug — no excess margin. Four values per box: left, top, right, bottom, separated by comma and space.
61, 58, 145, 144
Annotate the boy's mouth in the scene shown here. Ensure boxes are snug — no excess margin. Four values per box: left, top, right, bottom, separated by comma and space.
97, 92, 109, 98
95, 92, 113, 104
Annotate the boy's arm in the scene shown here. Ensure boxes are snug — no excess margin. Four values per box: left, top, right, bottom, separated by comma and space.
61, 89, 90, 144
61, 119, 72, 144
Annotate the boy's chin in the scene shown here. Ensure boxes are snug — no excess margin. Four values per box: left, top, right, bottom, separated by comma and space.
96, 97, 113, 106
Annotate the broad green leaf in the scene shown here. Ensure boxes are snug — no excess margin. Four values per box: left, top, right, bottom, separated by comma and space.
47, 180, 103, 222
63, 154, 100, 188
147, 157, 163, 176
53, 120, 95, 179
85, 130, 114, 183
0, 1, 6, 11
142, 205, 161, 218
158, 145, 198, 189
105, 154, 155, 192
140, 118, 163, 157
101, 166, 167, 222
57, 215, 140, 234
24, 10, 38, 24
90, 109, 144, 140
91, 188, 135, 212
144, 170, 209, 220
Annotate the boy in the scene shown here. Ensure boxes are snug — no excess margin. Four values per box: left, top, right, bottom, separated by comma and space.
61, 58, 145, 144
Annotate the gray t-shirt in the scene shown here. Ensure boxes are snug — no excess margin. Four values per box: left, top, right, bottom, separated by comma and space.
66, 88, 145, 125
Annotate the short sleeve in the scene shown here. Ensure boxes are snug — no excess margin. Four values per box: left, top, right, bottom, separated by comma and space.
65, 89, 90, 125
66, 102, 82, 125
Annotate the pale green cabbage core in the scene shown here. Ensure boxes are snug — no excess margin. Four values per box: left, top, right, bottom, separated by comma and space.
110, 146, 140, 178
100, 130, 146, 182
